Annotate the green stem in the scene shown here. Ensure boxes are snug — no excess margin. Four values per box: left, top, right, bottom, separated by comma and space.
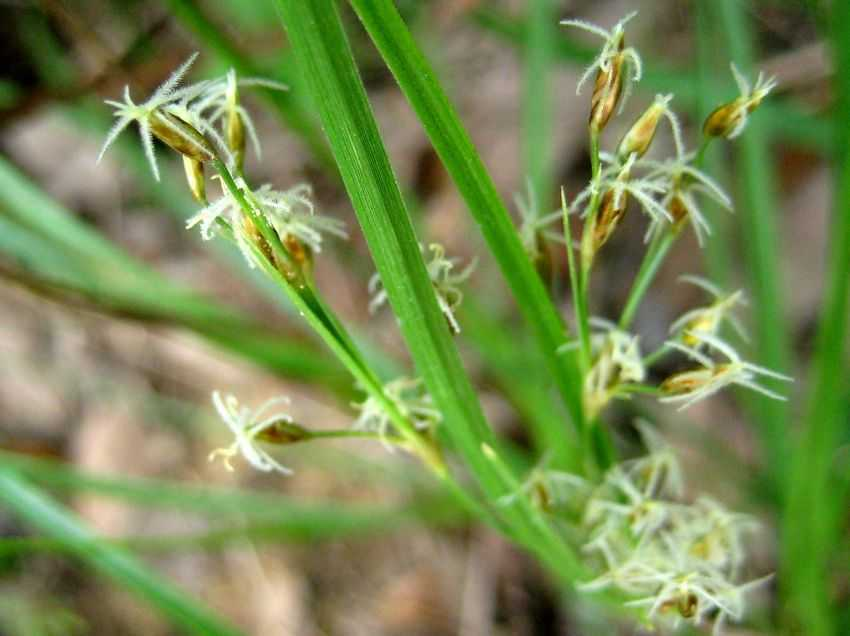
578, 129, 602, 365
212, 159, 442, 472
619, 228, 678, 330
643, 343, 673, 367
561, 188, 590, 373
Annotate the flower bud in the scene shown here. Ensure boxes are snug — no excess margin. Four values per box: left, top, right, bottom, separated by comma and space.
592, 188, 629, 252
225, 71, 246, 170
589, 50, 625, 131
256, 420, 311, 444
150, 110, 215, 162
616, 94, 673, 161
659, 367, 721, 396
182, 155, 206, 203
703, 101, 744, 139
703, 65, 776, 139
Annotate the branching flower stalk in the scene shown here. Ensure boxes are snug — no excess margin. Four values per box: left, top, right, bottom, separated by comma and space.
98, 57, 449, 480
552, 11, 786, 633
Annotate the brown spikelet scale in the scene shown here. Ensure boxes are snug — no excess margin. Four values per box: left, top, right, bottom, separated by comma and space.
592, 188, 628, 251
660, 374, 702, 395
149, 110, 215, 161
227, 109, 246, 170
678, 593, 699, 619
702, 101, 743, 138
283, 234, 313, 273
589, 50, 624, 130
668, 192, 688, 224
182, 155, 206, 203
256, 421, 310, 444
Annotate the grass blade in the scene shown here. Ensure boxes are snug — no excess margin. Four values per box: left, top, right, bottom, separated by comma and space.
781, 3, 850, 632
347, 0, 584, 459
522, 0, 556, 210
274, 0, 582, 581
0, 468, 242, 636
0, 449, 462, 534
715, 0, 792, 484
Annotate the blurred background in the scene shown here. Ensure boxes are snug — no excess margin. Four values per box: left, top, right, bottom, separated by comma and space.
0, 0, 845, 634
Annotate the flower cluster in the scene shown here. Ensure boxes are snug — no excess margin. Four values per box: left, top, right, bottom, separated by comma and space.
552, 13, 788, 633
185, 178, 346, 268
577, 424, 768, 635
660, 332, 793, 410
561, 12, 643, 129
369, 243, 476, 334
669, 276, 748, 348
704, 64, 778, 139
98, 54, 287, 181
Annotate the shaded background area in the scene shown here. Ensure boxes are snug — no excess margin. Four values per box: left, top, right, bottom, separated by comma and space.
0, 0, 845, 634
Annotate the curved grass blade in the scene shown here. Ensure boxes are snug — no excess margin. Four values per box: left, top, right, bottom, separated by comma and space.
0, 468, 242, 636
781, 3, 850, 632
715, 0, 792, 485
274, 0, 582, 582
347, 0, 585, 459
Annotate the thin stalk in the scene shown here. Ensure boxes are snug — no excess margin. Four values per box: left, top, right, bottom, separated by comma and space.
618, 228, 678, 330
577, 130, 602, 365
643, 343, 672, 367
562, 188, 590, 373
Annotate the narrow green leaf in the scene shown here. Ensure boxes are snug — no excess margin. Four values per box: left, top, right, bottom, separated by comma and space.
781, 3, 850, 632
347, 0, 584, 458
715, 0, 792, 485
274, 0, 582, 581
0, 449, 463, 534
522, 0, 556, 209
0, 469, 242, 636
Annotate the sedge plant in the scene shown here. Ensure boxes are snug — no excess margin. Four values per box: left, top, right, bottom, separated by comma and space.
89, 5, 823, 634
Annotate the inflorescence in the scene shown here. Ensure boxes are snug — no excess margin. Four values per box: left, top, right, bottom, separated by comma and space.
97, 16, 785, 633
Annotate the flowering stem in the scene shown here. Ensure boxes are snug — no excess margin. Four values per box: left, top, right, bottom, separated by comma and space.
576, 129, 618, 471
695, 136, 712, 167
643, 343, 673, 367
576, 129, 602, 369
211, 159, 445, 475
562, 188, 591, 373
618, 227, 678, 330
